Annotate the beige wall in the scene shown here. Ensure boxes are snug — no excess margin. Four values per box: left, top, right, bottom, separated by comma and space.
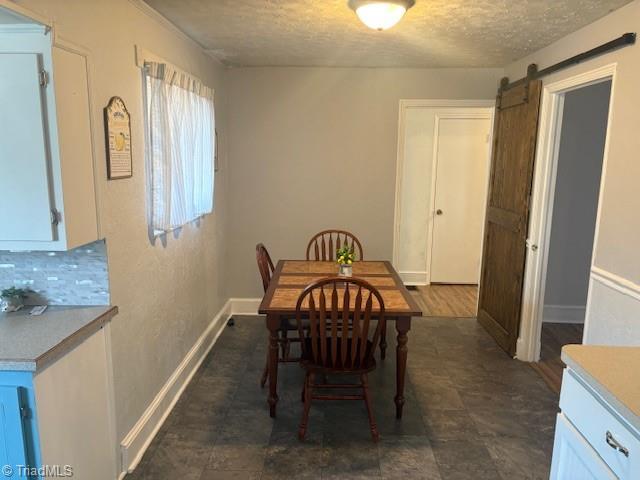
505, 0, 640, 344
11, 0, 638, 456
226, 67, 503, 297
14, 0, 229, 440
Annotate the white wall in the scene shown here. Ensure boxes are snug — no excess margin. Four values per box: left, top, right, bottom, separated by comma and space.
543, 81, 611, 323
226, 67, 502, 297
13, 0, 229, 443
506, 0, 640, 344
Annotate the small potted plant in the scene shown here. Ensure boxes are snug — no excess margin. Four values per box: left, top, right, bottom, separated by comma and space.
1, 287, 30, 313
337, 245, 355, 277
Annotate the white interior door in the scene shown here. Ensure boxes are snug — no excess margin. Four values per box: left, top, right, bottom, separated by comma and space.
0, 53, 54, 241
429, 116, 491, 284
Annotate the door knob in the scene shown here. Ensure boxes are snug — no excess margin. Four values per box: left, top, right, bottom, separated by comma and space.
436, 209, 443, 216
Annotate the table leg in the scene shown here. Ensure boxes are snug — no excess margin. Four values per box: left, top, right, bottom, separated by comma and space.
394, 317, 411, 419
267, 314, 280, 417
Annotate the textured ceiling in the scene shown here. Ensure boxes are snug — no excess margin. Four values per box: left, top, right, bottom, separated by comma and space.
144, 0, 632, 67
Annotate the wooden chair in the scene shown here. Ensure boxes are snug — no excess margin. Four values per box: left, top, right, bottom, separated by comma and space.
257, 244, 303, 388
306, 229, 364, 261
295, 277, 385, 442
256, 243, 275, 292
305, 230, 387, 359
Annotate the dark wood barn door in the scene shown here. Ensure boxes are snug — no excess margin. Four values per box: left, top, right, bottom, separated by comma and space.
477, 79, 542, 356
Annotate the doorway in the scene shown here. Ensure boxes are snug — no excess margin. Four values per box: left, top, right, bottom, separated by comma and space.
531, 80, 612, 390
519, 65, 615, 366
393, 101, 494, 318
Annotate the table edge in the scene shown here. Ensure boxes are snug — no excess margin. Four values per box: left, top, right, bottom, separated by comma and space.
258, 260, 422, 317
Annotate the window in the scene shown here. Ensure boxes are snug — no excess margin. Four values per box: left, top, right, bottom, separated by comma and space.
143, 61, 215, 234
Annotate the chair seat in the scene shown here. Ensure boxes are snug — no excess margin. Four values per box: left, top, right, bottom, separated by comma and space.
301, 337, 376, 372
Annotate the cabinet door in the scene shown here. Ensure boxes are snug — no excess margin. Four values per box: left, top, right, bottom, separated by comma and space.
0, 53, 55, 241
0, 386, 30, 478
551, 413, 617, 480
52, 47, 98, 249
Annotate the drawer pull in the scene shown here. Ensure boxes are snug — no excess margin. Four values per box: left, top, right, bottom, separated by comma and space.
606, 431, 630, 457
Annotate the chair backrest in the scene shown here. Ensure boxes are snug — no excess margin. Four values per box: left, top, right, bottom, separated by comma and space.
306, 229, 363, 261
256, 243, 275, 293
295, 277, 385, 370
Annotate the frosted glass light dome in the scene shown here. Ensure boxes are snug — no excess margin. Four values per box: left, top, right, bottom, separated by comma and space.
348, 0, 415, 31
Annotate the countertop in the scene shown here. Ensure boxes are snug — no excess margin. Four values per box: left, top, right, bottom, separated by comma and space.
0, 305, 118, 372
562, 344, 640, 433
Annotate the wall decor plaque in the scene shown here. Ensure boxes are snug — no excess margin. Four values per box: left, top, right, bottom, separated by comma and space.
104, 96, 132, 179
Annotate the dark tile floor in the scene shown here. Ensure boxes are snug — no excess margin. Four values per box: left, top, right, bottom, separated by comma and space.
127, 316, 559, 480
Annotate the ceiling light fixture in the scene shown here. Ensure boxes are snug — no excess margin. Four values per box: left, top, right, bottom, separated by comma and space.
348, 0, 415, 31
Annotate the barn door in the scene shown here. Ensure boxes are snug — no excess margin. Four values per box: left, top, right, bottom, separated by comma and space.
477, 78, 542, 356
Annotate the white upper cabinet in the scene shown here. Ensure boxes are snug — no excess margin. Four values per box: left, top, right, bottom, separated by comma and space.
0, 17, 99, 251
0, 52, 54, 242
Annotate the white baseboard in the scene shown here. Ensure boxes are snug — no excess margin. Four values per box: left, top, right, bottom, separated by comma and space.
120, 298, 235, 476
229, 297, 262, 315
542, 304, 586, 324
398, 271, 427, 285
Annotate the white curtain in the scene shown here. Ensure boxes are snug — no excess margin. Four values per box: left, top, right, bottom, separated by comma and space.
143, 61, 215, 234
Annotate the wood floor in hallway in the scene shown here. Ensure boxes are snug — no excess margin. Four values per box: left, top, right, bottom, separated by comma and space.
531, 322, 584, 394
411, 284, 478, 318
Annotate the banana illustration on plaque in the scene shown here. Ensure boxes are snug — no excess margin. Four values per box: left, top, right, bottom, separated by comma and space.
115, 132, 126, 151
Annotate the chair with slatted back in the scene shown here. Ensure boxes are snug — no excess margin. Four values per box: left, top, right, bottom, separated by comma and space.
295, 277, 385, 442
256, 244, 304, 388
306, 229, 364, 262
305, 231, 387, 360
256, 243, 275, 292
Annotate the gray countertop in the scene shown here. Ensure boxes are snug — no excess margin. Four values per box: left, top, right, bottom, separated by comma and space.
0, 305, 118, 372
562, 344, 640, 433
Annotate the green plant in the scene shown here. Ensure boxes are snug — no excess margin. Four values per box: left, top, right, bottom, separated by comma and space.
1, 287, 30, 300
336, 245, 355, 265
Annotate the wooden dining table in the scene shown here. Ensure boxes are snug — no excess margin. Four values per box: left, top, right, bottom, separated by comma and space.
258, 260, 422, 419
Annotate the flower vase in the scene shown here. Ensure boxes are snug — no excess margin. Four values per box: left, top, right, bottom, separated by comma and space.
339, 264, 353, 277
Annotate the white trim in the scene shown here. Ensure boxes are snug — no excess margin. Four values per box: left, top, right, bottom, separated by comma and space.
590, 266, 640, 301
517, 63, 616, 362
120, 299, 234, 475
393, 100, 495, 285
398, 271, 428, 285
229, 297, 262, 315
398, 99, 497, 109
542, 304, 586, 324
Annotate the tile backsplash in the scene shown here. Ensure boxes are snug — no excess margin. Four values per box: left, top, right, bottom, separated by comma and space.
0, 240, 110, 306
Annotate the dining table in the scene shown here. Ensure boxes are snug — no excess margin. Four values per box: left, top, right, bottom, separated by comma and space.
258, 259, 423, 419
